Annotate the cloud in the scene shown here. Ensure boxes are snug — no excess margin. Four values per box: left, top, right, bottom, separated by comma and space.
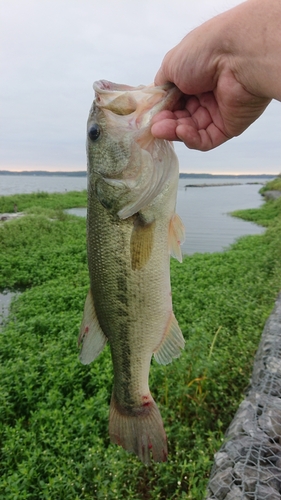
0, 0, 280, 173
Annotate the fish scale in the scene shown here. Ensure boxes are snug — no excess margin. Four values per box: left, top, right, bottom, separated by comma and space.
78, 80, 185, 464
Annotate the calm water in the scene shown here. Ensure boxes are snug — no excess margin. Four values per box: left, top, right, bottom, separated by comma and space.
0, 174, 269, 255
177, 178, 266, 254
0, 175, 87, 195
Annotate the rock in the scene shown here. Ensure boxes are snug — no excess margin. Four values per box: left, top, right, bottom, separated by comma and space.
0, 212, 24, 222
233, 463, 281, 492
214, 452, 233, 470
263, 190, 281, 200
259, 407, 281, 438
255, 484, 281, 500
223, 436, 269, 463
224, 485, 244, 500
206, 292, 281, 499
226, 400, 258, 438
208, 467, 233, 499
266, 356, 281, 376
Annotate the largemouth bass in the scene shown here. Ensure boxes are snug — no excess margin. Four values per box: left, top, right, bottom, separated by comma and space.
78, 80, 185, 465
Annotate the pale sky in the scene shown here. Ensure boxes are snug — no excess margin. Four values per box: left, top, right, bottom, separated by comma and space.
1, 0, 280, 174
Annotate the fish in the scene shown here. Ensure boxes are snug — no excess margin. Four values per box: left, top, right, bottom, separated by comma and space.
78, 80, 185, 465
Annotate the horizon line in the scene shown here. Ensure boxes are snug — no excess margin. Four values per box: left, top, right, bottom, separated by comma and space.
0, 169, 278, 176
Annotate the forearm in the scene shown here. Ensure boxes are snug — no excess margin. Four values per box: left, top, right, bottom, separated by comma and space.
220, 0, 281, 101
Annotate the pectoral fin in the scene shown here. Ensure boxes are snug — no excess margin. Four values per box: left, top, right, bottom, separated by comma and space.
130, 215, 155, 271
78, 289, 107, 365
168, 213, 185, 263
153, 313, 185, 365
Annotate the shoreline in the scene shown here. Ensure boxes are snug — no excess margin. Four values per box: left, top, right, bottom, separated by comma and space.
184, 182, 264, 188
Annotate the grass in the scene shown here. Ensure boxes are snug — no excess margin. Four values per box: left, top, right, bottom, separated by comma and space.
0, 190, 87, 214
232, 196, 281, 226
259, 175, 281, 194
0, 187, 281, 499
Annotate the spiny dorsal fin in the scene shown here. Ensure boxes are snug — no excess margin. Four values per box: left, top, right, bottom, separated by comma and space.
153, 312, 185, 365
130, 216, 155, 271
78, 289, 107, 365
168, 213, 185, 263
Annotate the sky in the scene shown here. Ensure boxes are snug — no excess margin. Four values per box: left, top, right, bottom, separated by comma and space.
0, 0, 280, 175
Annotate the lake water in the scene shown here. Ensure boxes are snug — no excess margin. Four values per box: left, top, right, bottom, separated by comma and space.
0, 175, 88, 196
0, 174, 270, 255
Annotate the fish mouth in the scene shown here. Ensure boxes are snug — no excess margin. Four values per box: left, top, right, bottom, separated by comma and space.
93, 80, 144, 93
93, 80, 182, 119
93, 79, 177, 96
93, 81, 142, 116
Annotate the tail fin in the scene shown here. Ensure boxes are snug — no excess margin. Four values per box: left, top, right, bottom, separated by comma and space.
109, 393, 167, 465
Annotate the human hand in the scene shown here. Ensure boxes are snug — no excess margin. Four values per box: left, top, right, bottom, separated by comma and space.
151, 72, 270, 151
151, 0, 281, 151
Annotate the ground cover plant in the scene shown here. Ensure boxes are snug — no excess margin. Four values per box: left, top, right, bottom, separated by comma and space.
0, 190, 87, 216
259, 175, 281, 194
1, 188, 281, 499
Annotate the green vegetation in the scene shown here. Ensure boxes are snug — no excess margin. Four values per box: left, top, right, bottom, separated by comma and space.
1, 190, 281, 499
259, 175, 281, 194
0, 190, 87, 215
232, 196, 281, 227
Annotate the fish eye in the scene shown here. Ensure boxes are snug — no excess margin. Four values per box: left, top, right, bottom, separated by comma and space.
88, 124, 101, 141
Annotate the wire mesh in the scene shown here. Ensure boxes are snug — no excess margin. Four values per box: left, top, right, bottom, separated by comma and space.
206, 292, 281, 500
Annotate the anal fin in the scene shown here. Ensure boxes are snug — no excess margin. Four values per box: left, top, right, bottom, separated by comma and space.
78, 289, 107, 365
168, 213, 185, 263
154, 313, 185, 365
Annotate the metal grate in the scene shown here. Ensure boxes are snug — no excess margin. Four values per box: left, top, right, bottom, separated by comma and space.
206, 293, 281, 500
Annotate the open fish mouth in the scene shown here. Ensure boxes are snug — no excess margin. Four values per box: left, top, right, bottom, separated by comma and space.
92, 79, 182, 122
93, 80, 144, 93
